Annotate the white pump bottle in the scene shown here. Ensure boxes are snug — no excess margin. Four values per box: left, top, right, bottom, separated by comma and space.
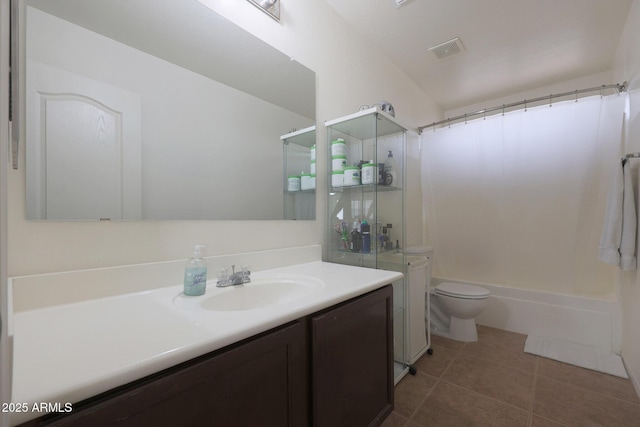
384, 150, 397, 187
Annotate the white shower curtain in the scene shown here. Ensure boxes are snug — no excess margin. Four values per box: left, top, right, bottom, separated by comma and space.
421, 94, 625, 296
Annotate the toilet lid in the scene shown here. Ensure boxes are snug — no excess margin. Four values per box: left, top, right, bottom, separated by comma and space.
435, 282, 490, 300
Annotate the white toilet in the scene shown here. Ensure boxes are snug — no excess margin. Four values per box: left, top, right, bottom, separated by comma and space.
432, 282, 490, 342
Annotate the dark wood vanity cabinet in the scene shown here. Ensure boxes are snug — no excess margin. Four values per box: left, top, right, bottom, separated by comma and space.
311, 285, 394, 427
20, 285, 393, 427
22, 320, 308, 427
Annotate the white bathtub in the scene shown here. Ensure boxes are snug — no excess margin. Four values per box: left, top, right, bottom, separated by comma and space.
429, 277, 622, 354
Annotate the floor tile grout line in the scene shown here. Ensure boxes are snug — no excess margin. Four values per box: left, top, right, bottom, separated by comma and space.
456, 347, 539, 376
454, 342, 542, 414
533, 414, 571, 427
437, 339, 538, 415
474, 331, 637, 399
534, 370, 640, 407
438, 377, 531, 415
405, 376, 443, 425
533, 355, 640, 405
394, 412, 410, 427
404, 342, 465, 425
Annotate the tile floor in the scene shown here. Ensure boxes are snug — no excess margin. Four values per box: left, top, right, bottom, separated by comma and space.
382, 325, 640, 427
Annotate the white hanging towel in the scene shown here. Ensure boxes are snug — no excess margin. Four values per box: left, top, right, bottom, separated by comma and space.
598, 158, 637, 270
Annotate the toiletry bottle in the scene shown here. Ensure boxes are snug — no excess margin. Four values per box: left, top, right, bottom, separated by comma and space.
385, 224, 394, 250
350, 220, 362, 253
184, 245, 207, 296
382, 227, 388, 251
361, 220, 371, 254
341, 221, 349, 250
384, 150, 397, 187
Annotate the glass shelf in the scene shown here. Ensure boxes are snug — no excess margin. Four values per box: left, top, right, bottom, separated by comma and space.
285, 189, 316, 194
330, 184, 402, 193
282, 126, 316, 220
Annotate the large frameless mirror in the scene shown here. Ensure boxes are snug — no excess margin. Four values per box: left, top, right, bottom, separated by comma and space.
22, 0, 316, 220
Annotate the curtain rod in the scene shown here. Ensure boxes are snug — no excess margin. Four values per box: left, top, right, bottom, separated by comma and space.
418, 82, 627, 134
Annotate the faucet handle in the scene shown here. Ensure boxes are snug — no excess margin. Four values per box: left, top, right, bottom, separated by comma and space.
240, 264, 251, 283
241, 264, 250, 276
217, 267, 229, 285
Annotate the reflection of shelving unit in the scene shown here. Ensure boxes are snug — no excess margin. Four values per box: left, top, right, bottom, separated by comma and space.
281, 126, 316, 220
325, 108, 410, 383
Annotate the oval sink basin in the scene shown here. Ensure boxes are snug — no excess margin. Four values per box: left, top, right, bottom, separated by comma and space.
174, 274, 325, 311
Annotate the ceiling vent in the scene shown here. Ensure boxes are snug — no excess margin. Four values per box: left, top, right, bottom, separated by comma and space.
428, 37, 465, 59
394, 0, 415, 8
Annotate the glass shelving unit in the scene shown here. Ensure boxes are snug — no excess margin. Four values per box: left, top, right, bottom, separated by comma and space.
325, 108, 410, 383
281, 126, 316, 220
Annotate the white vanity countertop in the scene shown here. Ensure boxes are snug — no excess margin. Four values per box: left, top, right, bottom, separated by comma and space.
11, 261, 402, 425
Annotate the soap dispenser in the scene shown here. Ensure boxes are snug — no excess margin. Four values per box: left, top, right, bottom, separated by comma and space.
184, 245, 207, 296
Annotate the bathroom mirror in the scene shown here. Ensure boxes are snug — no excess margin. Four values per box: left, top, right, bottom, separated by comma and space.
22, 0, 316, 220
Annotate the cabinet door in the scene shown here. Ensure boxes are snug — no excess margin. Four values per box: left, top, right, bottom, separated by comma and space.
22, 321, 307, 427
311, 286, 393, 427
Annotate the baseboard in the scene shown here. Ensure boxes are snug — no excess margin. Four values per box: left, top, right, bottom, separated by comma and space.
623, 354, 640, 397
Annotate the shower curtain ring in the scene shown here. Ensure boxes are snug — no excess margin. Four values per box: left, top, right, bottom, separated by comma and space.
502, 105, 505, 116
524, 99, 527, 112
549, 94, 552, 107
464, 113, 467, 124
575, 89, 578, 102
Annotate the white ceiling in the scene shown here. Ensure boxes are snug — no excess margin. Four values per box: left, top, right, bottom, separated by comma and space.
324, 0, 633, 111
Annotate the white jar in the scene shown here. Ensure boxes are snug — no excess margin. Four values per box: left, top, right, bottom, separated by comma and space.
301, 173, 314, 190
310, 160, 316, 174
310, 174, 316, 189
331, 170, 344, 187
331, 139, 347, 156
310, 144, 316, 161
287, 175, 301, 191
332, 155, 347, 171
343, 166, 360, 186
361, 163, 378, 185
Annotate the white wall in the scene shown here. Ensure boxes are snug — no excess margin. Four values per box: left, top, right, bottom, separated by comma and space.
613, 0, 640, 396
1, 0, 11, 422
7, 0, 439, 276
444, 71, 614, 119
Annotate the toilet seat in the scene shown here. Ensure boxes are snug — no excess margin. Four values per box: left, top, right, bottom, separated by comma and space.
435, 282, 490, 300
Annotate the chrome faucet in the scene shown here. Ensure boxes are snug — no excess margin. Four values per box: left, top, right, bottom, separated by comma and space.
217, 264, 251, 287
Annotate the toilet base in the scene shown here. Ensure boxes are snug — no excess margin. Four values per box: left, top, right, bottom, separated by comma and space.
449, 316, 478, 342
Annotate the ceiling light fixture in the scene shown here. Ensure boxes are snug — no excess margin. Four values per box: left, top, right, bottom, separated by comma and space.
248, 0, 280, 21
